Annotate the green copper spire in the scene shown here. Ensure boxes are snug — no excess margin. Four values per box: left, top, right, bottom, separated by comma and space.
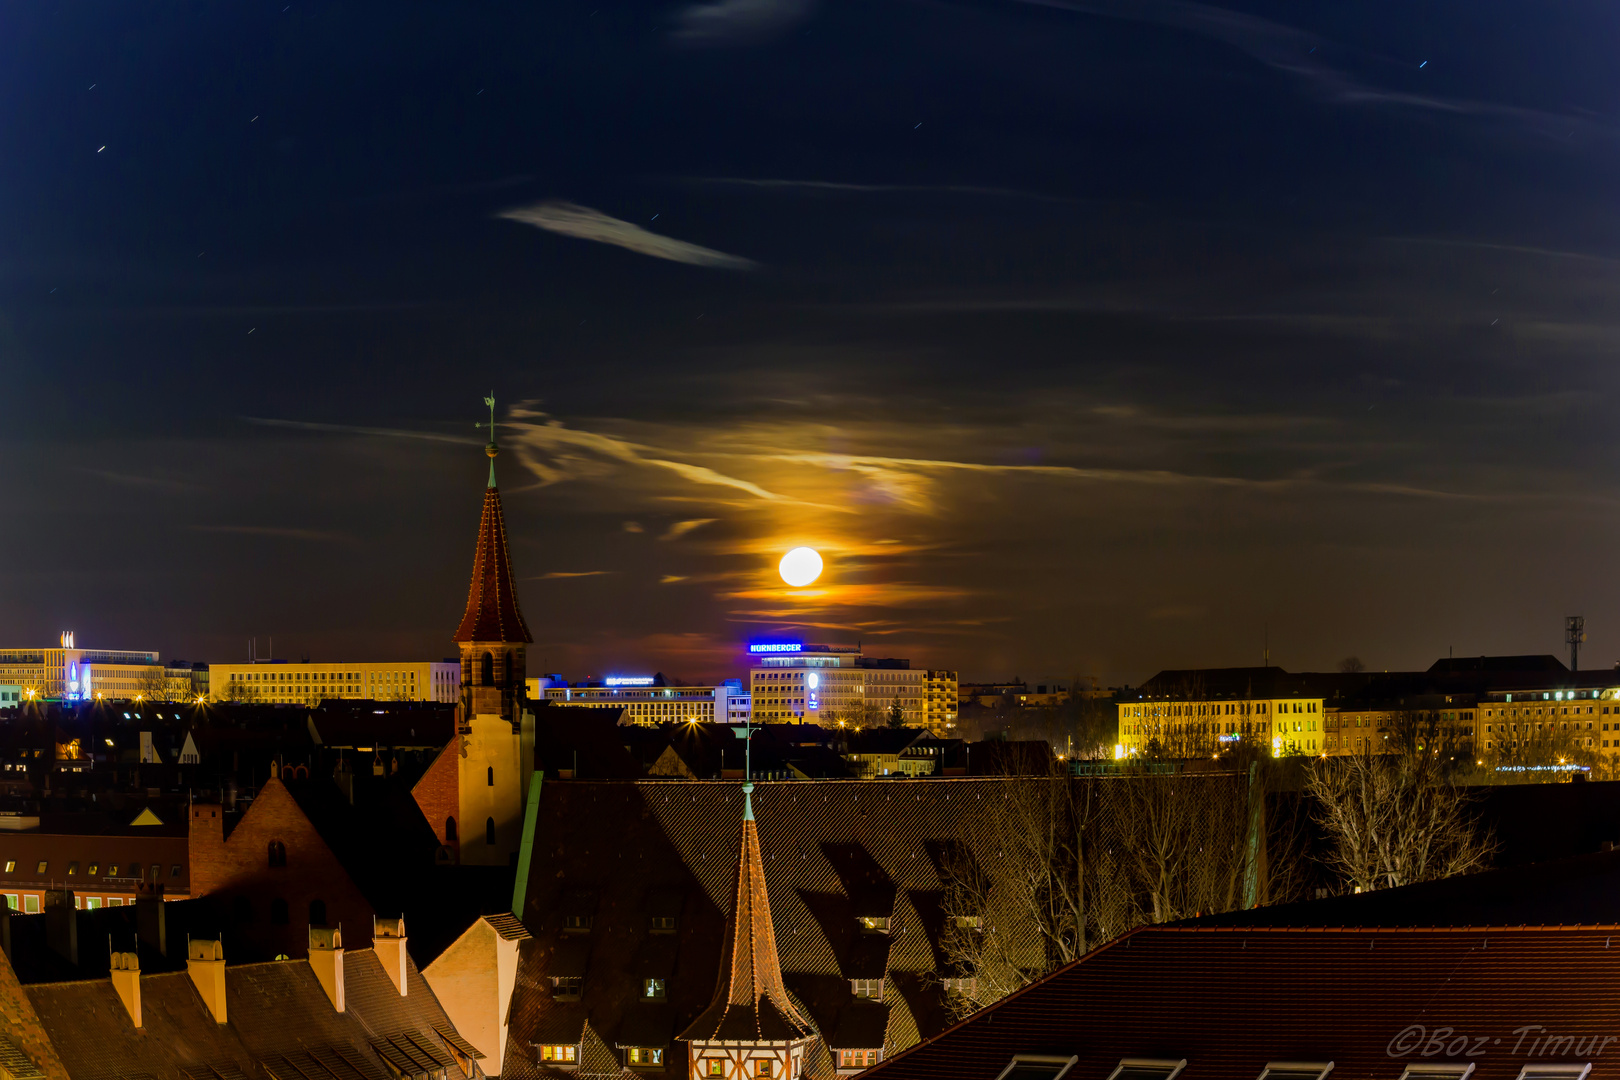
481, 392, 499, 488
741, 780, 754, 821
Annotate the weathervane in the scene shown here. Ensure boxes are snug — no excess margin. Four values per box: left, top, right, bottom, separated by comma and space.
479, 393, 499, 487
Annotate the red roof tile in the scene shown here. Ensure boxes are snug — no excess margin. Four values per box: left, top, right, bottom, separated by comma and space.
453, 487, 531, 644
865, 924, 1620, 1080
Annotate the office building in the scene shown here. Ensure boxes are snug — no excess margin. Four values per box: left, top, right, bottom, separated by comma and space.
0, 634, 165, 702
526, 675, 750, 725
212, 660, 460, 705
747, 641, 925, 723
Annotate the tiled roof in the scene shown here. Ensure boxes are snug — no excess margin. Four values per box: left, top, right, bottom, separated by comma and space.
482, 914, 531, 942
27, 973, 264, 1080
864, 925, 1620, 1080
24, 949, 478, 1080
505, 779, 1047, 1077
0, 948, 66, 1080
453, 488, 531, 644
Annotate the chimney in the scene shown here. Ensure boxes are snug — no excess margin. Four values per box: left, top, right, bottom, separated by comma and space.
44, 890, 76, 966
111, 951, 141, 1027
308, 926, 344, 1012
187, 939, 228, 1024
372, 916, 408, 996
136, 882, 166, 956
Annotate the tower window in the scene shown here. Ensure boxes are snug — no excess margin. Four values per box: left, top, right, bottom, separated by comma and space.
445, 817, 457, 843
268, 840, 287, 868
487, 766, 494, 786
486, 816, 495, 845
481, 652, 494, 686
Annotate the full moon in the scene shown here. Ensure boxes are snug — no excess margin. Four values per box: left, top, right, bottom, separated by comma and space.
779, 547, 824, 587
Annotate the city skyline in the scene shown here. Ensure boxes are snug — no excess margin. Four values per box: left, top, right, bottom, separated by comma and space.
4, 2, 1618, 685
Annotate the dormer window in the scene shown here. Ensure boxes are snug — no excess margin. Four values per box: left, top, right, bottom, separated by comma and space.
858, 916, 890, 934
564, 913, 593, 933
650, 915, 677, 933
539, 1045, 578, 1064
951, 914, 982, 929
642, 978, 667, 1001
840, 1051, 881, 1070
627, 1048, 664, 1066
852, 978, 883, 1001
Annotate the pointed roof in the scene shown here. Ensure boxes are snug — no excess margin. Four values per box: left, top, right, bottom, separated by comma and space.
453, 459, 532, 644
679, 783, 816, 1045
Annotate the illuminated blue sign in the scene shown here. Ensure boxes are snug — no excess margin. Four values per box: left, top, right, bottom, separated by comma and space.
749, 642, 803, 654
605, 676, 655, 687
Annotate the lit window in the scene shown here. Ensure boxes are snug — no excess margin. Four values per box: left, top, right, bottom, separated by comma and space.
643, 978, 666, 1000
627, 1048, 663, 1066
703, 1060, 725, 1077
539, 1046, 578, 1063
35, 861, 46, 874
67, 862, 78, 876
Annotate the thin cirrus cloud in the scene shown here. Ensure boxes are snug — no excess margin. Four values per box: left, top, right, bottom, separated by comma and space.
531, 570, 617, 580
1024, 0, 1611, 140
661, 518, 717, 541
497, 201, 757, 270
670, 0, 813, 46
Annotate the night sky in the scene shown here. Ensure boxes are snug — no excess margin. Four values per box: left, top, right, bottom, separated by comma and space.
3, 1, 1617, 685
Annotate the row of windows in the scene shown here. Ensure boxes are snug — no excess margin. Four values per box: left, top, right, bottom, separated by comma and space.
3, 893, 148, 912
2, 859, 182, 879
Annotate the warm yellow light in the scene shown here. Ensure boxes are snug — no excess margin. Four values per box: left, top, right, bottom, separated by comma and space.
778, 546, 823, 588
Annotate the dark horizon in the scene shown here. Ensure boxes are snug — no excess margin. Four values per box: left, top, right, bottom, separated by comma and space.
3, 0, 1616, 686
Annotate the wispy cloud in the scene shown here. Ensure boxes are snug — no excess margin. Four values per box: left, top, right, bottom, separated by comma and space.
671, 0, 813, 46
75, 468, 197, 493
1021, 0, 1612, 140
661, 518, 717, 541
498, 201, 757, 270
531, 570, 617, 580
244, 416, 479, 445
682, 177, 1078, 202
659, 574, 690, 584
190, 525, 355, 544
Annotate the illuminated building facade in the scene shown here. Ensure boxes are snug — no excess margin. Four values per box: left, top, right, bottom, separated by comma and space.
213, 661, 459, 704
0, 634, 164, 702
748, 642, 925, 723
525, 675, 749, 725
923, 669, 959, 733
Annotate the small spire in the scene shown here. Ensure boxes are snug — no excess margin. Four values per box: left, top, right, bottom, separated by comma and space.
482, 392, 499, 488
742, 780, 754, 822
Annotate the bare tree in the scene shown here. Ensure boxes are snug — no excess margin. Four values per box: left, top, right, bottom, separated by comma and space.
1338, 656, 1366, 674
937, 764, 1259, 1019
1307, 752, 1493, 892
136, 667, 171, 702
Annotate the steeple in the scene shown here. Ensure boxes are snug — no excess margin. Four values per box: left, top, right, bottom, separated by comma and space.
454, 394, 532, 645
679, 783, 815, 1045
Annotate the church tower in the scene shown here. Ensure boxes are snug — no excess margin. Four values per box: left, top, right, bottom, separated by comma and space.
679, 783, 822, 1079
452, 396, 533, 866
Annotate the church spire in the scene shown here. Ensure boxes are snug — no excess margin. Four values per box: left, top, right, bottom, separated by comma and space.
679, 784, 814, 1045
454, 396, 532, 644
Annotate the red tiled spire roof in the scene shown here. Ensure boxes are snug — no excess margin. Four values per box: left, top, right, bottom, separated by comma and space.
453, 480, 532, 644
680, 784, 815, 1043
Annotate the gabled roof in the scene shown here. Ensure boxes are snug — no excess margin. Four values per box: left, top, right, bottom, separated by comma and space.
865, 924, 1620, 1080
453, 486, 531, 644
678, 787, 814, 1045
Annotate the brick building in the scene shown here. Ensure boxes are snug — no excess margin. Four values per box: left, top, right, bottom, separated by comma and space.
188, 778, 379, 959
